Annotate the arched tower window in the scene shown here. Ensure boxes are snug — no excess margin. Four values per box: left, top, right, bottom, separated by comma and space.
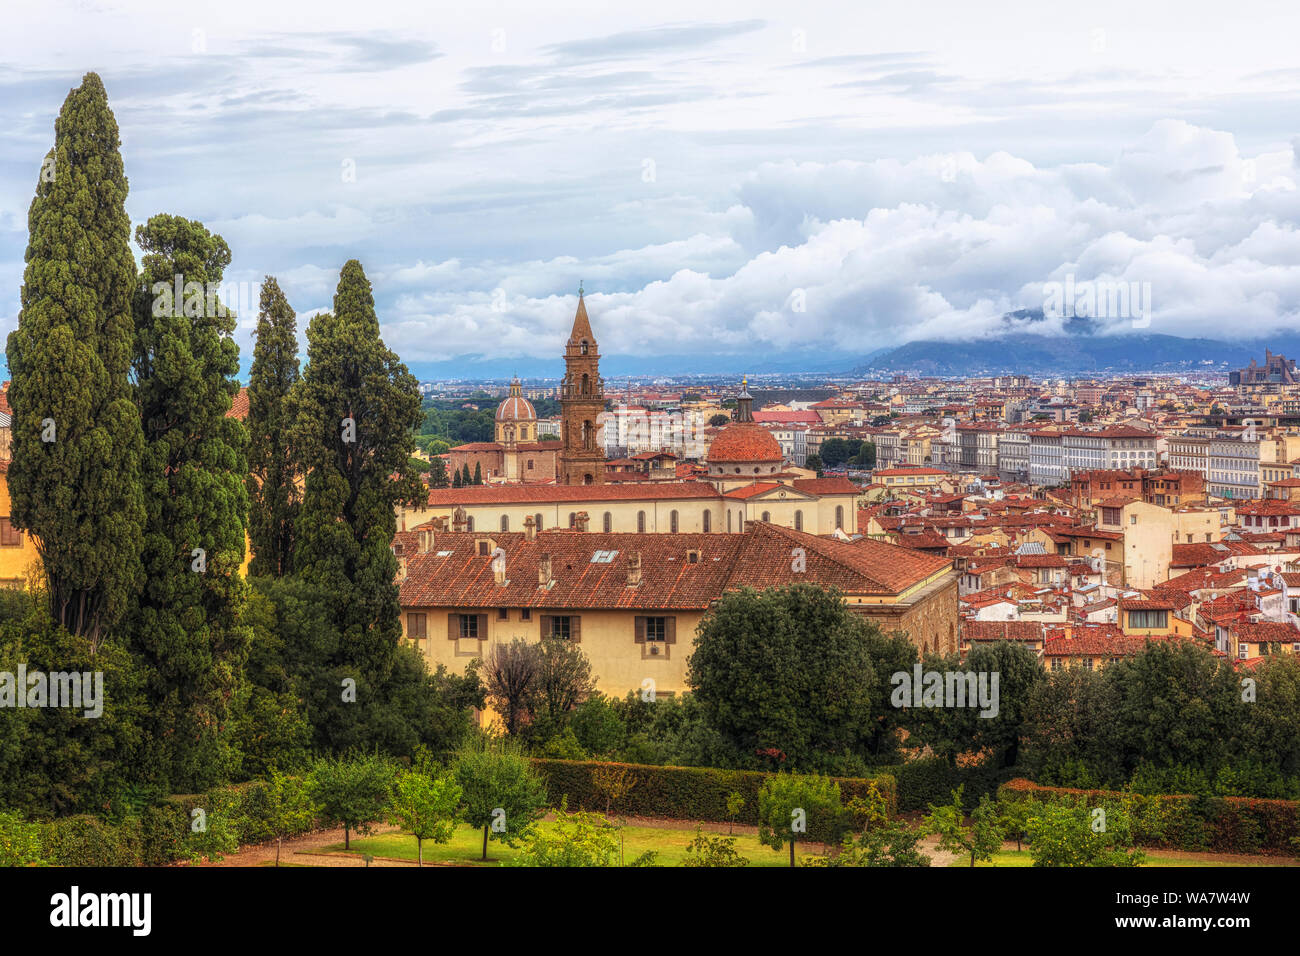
581, 373, 590, 396
581, 340, 589, 355
794, 510, 803, 531
603, 512, 612, 533
702, 511, 711, 532
501, 515, 510, 532
670, 510, 679, 533
836, 505, 844, 530
534, 513, 543, 531
761, 511, 770, 522
637, 511, 646, 533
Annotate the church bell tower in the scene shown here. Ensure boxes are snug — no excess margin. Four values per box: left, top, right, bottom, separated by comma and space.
559, 284, 606, 485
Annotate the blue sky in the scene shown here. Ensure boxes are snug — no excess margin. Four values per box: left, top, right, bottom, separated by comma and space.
3, 0, 1300, 376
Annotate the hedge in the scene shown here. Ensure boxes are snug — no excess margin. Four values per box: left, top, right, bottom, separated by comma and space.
876, 758, 1019, 812
531, 758, 896, 843
998, 779, 1300, 855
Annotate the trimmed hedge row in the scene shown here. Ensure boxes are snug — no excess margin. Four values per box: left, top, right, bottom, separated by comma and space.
998, 779, 1300, 856
530, 758, 897, 843
876, 758, 1019, 812
40, 778, 320, 867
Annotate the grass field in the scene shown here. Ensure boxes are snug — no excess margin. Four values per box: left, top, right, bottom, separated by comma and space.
320, 822, 802, 867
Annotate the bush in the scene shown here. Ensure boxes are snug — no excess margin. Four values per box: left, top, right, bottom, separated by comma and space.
998, 779, 1300, 855
42, 815, 143, 866
0, 811, 47, 866
531, 757, 896, 837
878, 758, 1015, 811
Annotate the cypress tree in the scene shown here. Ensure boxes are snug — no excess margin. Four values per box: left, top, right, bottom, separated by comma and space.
5, 72, 145, 648
129, 213, 250, 791
290, 260, 423, 699
461, 464, 472, 487
473, 462, 482, 485
247, 276, 301, 577
452, 468, 462, 488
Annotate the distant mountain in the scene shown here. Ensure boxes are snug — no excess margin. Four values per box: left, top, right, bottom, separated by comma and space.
854, 332, 1300, 377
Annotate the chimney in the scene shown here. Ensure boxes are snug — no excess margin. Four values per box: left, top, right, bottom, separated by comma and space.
574, 511, 589, 532
452, 506, 468, 533
397, 555, 409, 581
418, 528, 434, 554
626, 551, 642, 587
493, 550, 507, 586
524, 514, 537, 541
539, 553, 552, 588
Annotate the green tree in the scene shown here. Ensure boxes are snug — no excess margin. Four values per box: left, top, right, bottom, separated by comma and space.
128, 213, 250, 793
708, 413, 730, 427
681, 828, 749, 867
473, 462, 482, 485
757, 772, 842, 867
461, 464, 472, 486
805, 818, 930, 867
687, 585, 884, 772
428, 456, 450, 488
453, 736, 548, 860
1026, 801, 1145, 867
5, 72, 146, 646
483, 639, 542, 737
570, 693, 627, 757
805, 454, 823, 477
246, 276, 301, 577
513, 800, 619, 867
289, 260, 424, 697
387, 770, 462, 866
528, 636, 596, 728
924, 788, 1003, 868
263, 770, 316, 867
306, 753, 396, 850
452, 467, 463, 488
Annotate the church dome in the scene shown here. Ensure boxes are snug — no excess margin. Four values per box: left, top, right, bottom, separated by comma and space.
496, 378, 537, 422
707, 422, 783, 463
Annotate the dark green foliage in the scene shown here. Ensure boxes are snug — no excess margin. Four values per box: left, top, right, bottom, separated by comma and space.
686, 585, 888, 773
454, 736, 548, 859
246, 276, 301, 577
290, 260, 423, 697
306, 752, 395, 849
128, 213, 250, 794
5, 72, 145, 645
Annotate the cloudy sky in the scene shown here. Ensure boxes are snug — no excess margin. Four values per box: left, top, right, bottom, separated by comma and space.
3, 0, 1300, 375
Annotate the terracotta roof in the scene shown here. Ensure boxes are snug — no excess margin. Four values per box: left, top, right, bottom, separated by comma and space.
707, 423, 783, 463
1231, 621, 1300, 643
424, 482, 721, 506
790, 477, 859, 496
226, 386, 249, 421
496, 396, 537, 421
962, 620, 1045, 643
398, 521, 953, 610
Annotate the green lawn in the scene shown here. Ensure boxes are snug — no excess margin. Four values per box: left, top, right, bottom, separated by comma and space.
319, 822, 808, 867
951, 848, 1283, 868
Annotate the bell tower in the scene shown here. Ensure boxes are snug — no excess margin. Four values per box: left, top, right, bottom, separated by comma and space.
559, 284, 606, 485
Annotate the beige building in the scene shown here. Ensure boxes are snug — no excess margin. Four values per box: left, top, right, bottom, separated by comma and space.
396, 521, 960, 707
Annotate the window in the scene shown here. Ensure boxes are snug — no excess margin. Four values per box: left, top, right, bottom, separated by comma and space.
501, 515, 510, 532
794, 510, 803, 531
1127, 609, 1168, 629
1082, 657, 1094, 670
634, 615, 676, 654
761, 511, 770, 522
407, 613, 427, 640
497, 608, 508, 620
727, 511, 732, 532
568, 512, 576, 528
521, 608, 531, 621
542, 615, 580, 642
703, 511, 711, 532
670, 510, 679, 533
645, 617, 666, 641
637, 511, 646, 533
603, 512, 612, 533
527, 459, 534, 470
466, 516, 475, 532
460, 615, 479, 639
835, 505, 844, 530
534, 513, 543, 531
0, 519, 22, 547
478, 540, 491, 556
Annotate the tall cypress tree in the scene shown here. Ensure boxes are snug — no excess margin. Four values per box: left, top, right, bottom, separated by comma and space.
5, 72, 145, 648
290, 260, 423, 694
129, 213, 250, 791
246, 276, 301, 577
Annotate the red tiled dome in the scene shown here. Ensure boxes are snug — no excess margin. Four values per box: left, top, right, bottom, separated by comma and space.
707, 423, 783, 463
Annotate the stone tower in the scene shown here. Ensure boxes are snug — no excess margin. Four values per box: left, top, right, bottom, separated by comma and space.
559, 287, 606, 485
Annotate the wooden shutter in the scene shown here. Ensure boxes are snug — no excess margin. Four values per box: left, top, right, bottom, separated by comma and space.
447, 613, 459, 640
666, 616, 677, 645
540, 615, 552, 639
570, 616, 581, 644
634, 616, 646, 644
477, 614, 488, 640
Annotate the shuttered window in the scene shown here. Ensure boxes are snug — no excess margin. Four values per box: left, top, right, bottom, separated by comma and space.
407, 613, 427, 640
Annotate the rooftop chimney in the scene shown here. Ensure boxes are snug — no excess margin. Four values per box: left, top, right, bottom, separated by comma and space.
524, 514, 537, 541
493, 550, 507, 586
539, 553, 553, 588
418, 528, 434, 554
626, 551, 642, 587
432, 516, 449, 533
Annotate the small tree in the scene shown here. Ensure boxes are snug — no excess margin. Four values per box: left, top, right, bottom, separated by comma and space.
997, 796, 1034, 852
528, 636, 596, 727
1026, 802, 1146, 867
513, 800, 619, 867
805, 818, 931, 868
387, 770, 462, 866
590, 764, 635, 816
265, 771, 316, 867
306, 754, 395, 850
681, 827, 749, 867
757, 773, 842, 867
473, 462, 483, 485
454, 736, 548, 860
725, 791, 745, 835
924, 788, 1003, 868
482, 640, 542, 736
